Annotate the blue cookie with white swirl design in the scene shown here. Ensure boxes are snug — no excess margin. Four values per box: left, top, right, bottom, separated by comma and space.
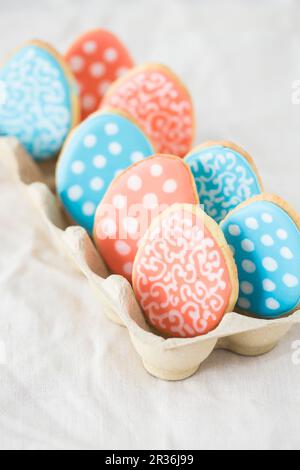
56, 110, 154, 234
185, 141, 263, 223
221, 195, 300, 319
0, 40, 79, 161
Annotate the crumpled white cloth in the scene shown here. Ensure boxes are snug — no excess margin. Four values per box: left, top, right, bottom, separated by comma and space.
0, 0, 300, 451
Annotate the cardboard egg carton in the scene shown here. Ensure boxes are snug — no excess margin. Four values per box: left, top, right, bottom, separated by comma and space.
1, 137, 299, 381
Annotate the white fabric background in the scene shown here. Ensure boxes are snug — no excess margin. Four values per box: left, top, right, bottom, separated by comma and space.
0, 0, 300, 450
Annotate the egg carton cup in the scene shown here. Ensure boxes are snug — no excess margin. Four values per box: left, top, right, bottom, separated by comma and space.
2, 136, 300, 381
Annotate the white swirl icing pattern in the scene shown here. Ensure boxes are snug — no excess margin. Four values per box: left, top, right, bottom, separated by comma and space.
186, 150, 261, 223
105, 71, 193, 156
0, 46, 73, 160
134, 210, 231, 338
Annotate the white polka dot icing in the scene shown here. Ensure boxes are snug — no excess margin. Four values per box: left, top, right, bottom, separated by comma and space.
113, 194, 127, 210
127, 175, 142, 191
277, 229, 288, 240
68, 185, 83, 202
69, 55, 85, 72
104, 48, 118, 63
71, 161, 85, 175
143, 193, 158, 210
83, 41, 97, 54
245, 217, 259, 230
94, 155, 199, 281
241, 239, 255, 252
263, 279, 276, 292
280, 247, 293, 260
93, 155, 107, 169
163, 179, 178, 194
265, 298, 280, 310
185, 144, 262, 223
262, 257, 278, 272
123, 217, 139, 235
99, 218, 117, 237
241, 281, 254, 295
123, 262, 134, 276
56, 111, 154, 234
115, 241, 131, 256
242, 260, 256, 273
82, 94, 96, 111
228, 225, 241, 237
131, 151, 145, 163
238, 298, 251, 310
82, 202, 96, 216
261, 235, 274, 247
109, 142, 122, 155
261, 213, 273, 223
0, 42, 78, 161
65, 29, 134, 121
90, 177, 104, 191
84, 134, 97, 148
151, 164, 163, 177
283, 274, 299, 288
105, 122, 119, 136
221, 199, 300, 318
90, 62, 105, 78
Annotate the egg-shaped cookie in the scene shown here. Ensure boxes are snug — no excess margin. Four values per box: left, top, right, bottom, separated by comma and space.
221, 194, 300, 318
102, 64, 195, 158
132, 204, 238, 338
0, 40, 79, 161
185, 141, 263, 223
56, 110, 154, 234
65, 29, 134, 120
94, 155, 199, 281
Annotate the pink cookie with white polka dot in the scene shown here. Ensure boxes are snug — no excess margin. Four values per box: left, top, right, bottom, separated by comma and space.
65, 29, 134, 120
93, 155, 199, 282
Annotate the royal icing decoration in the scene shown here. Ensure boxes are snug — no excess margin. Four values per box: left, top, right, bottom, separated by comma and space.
133, 205, 237, 338
102, 64, 195, 157
65, 29, 134, 120
185, 142, 263, 223
94, 155, 199, 281
0, 41, 79, 161
56, 111, 154, 234
221, 196, 300, 318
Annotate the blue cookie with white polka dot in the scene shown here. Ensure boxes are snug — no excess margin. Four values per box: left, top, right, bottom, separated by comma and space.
56, 111, 154, 234
221, 196, 300, 318
185, 143, 263, 223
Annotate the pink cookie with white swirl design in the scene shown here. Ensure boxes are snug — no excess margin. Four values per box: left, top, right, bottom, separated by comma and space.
93, 155, 199, 281
132, 204, 239, 338
102, 64, 195, 157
